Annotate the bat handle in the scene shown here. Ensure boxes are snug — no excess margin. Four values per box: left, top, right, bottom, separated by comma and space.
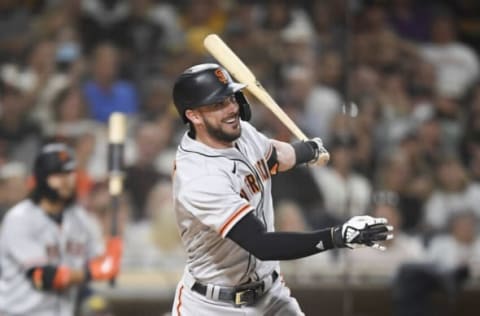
110, 195, 119, 236
109, 195, 120, 287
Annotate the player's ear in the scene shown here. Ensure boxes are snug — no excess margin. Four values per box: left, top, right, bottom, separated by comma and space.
185, 109, 202, 125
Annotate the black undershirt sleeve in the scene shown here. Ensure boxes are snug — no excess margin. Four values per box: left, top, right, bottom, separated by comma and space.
227, 212, 335, 261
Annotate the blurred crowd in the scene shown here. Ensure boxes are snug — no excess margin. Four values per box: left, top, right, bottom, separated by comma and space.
1, 0, 480, 308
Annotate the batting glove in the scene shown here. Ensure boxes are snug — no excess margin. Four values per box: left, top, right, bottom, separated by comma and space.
306, 137, 330, 166
331, 216, 394, 251
86, 237, 123, 281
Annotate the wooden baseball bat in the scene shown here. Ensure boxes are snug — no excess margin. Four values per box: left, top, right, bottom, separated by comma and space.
107, 112, 126, 286
203, 34, 329, 165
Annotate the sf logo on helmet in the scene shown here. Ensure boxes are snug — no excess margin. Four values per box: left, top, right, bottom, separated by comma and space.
214, 68, 228, 84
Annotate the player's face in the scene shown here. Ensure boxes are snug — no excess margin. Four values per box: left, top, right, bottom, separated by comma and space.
46, 171, 76, 201
198, 94, 242, 143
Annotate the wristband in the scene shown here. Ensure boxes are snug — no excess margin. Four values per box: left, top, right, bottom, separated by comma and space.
331, 226, 347, 248
292, 141, 317, 165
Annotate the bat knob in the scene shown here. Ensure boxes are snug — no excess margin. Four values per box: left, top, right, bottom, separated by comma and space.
316, 152, 330, 166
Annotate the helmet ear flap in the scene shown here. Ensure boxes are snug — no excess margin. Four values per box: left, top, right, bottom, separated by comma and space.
234, 91, 251, 121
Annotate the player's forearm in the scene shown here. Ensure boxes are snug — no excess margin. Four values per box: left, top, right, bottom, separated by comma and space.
249, 230, 334, 260
26, 238, 122, 291
271, 138, 329, 172
27, 265, 87, 292
271, 140, 295, 171
227, 212, 335, 260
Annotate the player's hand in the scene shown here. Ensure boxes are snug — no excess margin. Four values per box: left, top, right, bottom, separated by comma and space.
306, 137, 330, 166
331, 216, 394, 251
87, 237, 123, 281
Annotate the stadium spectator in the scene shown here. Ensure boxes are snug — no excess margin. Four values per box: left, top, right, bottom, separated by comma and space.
282, 65, 341, 142
178, 0, 228, 55
124, 122, 169, 221
83, 43, 139, 123
0, 2, 478, 313
0, 78, 42, 168
0, 1, 32, 63
388, 0, 432, 42
0, 162, 28, 223
427, 211, 480, 275
424, 156, 480, 231
420, 10, 480, 99
347, 200, 424, 278
312, 135, 372, 224
79, 0, 130, 54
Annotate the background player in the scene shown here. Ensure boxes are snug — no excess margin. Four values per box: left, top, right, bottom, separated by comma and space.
171, 63, 393, 315
0, 143, 122, 316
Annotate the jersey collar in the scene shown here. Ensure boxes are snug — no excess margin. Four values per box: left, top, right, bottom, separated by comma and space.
180, 131, 243, 159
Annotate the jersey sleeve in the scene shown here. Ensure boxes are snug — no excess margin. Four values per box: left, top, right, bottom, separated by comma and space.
241, 122, 278, 175
178, 174, 254, 238
1, 214, 47, 269
241, 122, 273, 157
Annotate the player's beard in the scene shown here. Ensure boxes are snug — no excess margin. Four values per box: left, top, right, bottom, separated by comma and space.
204, 116, 241, 143
47, 186, 76, 206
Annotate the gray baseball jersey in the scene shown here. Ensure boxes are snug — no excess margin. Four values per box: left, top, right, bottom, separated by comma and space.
0, 199, 104, 316
173, 121, 278, 285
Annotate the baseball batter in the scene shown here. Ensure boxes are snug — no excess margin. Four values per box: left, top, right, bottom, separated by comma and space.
171, 64, 393, 315
0, 143, 122, 316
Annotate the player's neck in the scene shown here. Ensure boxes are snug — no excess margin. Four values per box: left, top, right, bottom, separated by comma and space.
196, 132, 234, 149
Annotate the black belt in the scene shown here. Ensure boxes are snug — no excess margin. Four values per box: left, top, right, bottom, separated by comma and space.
191, 271, 279, 306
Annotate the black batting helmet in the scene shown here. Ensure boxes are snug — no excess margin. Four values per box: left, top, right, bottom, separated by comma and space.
173, 63, 251, 123
31, 143, 76, 203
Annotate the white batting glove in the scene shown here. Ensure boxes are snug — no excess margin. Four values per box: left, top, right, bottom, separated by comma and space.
331, 215, 394, 251
306, 137, 330, 166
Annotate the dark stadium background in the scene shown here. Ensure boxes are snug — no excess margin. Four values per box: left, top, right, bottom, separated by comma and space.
0, 0, 479, 315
